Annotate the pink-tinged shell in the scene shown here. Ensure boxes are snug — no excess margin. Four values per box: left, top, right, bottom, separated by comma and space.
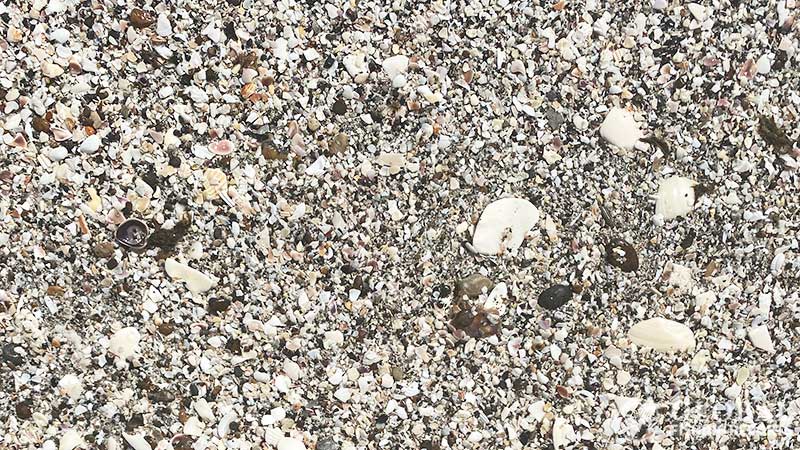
739, 59, 756, 80
12, 133, 27, 148
209, 139, 234, 155
52, 126, 73, 142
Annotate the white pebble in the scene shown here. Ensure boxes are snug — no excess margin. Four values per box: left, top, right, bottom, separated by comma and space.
59, 430, 83, 450
156, 14, 172, 36
50, 28, 70, 43
48, 146, 69, 162
122, 433, 151, 450
277, 437, 307, 450
58, 374, 83, 400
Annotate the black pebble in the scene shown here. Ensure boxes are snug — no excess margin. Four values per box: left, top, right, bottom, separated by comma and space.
332, 98, 347, 115
537, 284, 572, 310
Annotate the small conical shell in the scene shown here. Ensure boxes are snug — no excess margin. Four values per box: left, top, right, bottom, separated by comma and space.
628, 318, 695, 352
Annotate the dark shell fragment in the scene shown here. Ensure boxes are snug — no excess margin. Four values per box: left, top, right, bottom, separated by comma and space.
605, 238, 639, 272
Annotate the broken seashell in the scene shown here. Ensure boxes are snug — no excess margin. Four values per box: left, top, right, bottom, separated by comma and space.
209, 139, 234, 155
605, 238, 639, 272
165, 258, 215, 293
628, 317, 696, 352
115, 219, 149, 249
655, 176, 697, 220
472, 198, 539, 255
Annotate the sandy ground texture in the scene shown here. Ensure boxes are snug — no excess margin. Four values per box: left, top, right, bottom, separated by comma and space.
1, 0, 800, 449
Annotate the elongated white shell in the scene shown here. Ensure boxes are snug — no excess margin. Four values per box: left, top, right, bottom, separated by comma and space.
655, 176, 697, 220
628, 318, 696, 352
165, 258, 215, 293
472, 198, 539, 255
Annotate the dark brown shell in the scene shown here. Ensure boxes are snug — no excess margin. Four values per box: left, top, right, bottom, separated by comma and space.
129, 8, 156, 29
605, 238, 639, 272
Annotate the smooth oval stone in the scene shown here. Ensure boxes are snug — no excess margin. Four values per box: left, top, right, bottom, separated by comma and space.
455, 274, 494, 300
628, 318, 695, 352
538, 284, 572, 310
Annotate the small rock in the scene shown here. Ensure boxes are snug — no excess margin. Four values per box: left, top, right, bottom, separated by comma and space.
307, 118, 320, 132
613, 395, 641, 416
628, 318, 696, 352
545, 107, 564, 129
109, 327, 141, 360
316, 437, 339, 450
472, 198, 539, 255
332, 98, 347, 115
537, 285, 572, 310
455, 274, 494, 300
32, 116, 51, 133
92, 242, 116, 258
15, 401, 32, 419
652, 0, 667, 9
605, 238, 639, 272
599, 108, 643, 150
655, 176, 697, 220
328, 132, 349, 154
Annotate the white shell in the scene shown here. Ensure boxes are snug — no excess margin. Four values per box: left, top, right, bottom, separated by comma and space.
79, 134, 101, 154
382, 55, 409, 79
748, 325, 775, 353
599, 107, 643, 150
59, 430, 83, 450
472, 198, 539, 255
655, 176, 697, 220
108, 327, 141, 360
58, 374, 83, 400
165, 258, 215, 293
628, 318, 696, 352
122, 433, 152, 450
277, 437, 307, 450
612, 395, 641, 416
